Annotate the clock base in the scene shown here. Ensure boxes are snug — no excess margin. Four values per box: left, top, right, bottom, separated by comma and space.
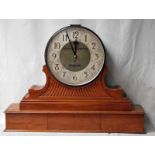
5, 103, 144, 133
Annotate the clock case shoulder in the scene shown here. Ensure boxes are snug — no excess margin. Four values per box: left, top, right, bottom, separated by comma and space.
19, 65, 132, 111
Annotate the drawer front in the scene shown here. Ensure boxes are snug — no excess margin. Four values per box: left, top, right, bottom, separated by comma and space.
47, 114, 100, 131
6, 113, 47, 130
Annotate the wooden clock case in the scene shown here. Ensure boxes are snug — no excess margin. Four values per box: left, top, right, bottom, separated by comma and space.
5, 64, 144, 133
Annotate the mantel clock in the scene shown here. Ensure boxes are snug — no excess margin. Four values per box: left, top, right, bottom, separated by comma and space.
5, 25, 144, 133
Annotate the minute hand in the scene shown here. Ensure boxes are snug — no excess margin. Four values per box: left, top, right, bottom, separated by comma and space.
65, 31, 76, 56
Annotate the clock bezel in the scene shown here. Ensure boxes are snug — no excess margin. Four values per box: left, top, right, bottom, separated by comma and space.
44, 24, 106, 87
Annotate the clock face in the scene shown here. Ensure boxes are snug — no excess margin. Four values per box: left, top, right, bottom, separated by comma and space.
45, 25, 105, 86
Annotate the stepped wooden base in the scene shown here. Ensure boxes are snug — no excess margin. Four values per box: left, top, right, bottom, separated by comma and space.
5, 104, 144, 133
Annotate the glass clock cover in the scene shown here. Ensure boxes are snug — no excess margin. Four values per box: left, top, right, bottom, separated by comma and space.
45, 25, 105, 86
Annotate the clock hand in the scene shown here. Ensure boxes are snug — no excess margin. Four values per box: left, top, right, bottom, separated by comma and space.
65, 30, 77, 59
75, 39, 78, 53
74, 39, 78, 60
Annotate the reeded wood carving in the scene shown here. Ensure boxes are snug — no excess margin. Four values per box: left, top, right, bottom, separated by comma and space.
20, 65, 132, 111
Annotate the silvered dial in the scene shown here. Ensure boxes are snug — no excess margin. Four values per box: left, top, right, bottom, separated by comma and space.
45, 25, 105, 86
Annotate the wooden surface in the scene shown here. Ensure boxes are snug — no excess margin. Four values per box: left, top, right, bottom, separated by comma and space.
5, 65, 144, 133
5, 104, 144, 133
20, 65, 132, 111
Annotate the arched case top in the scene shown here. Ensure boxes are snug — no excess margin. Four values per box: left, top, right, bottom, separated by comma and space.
20, 65, 132, 111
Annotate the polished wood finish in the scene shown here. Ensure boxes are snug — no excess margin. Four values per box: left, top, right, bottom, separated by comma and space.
20, 66, 132, 111
5, 65, 144, 133
5, 104, 144, 133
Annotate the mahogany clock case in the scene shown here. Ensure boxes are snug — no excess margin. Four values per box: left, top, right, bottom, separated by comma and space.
5, 65, 144, 133
4, 25, 144, 133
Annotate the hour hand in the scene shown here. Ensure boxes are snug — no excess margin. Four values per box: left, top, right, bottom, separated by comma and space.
74, 39, 78, 59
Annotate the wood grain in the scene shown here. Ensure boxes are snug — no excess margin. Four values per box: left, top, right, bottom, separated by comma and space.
20, 66, 132, 111
5, 104, 144, 133
5, 65, 144, 133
